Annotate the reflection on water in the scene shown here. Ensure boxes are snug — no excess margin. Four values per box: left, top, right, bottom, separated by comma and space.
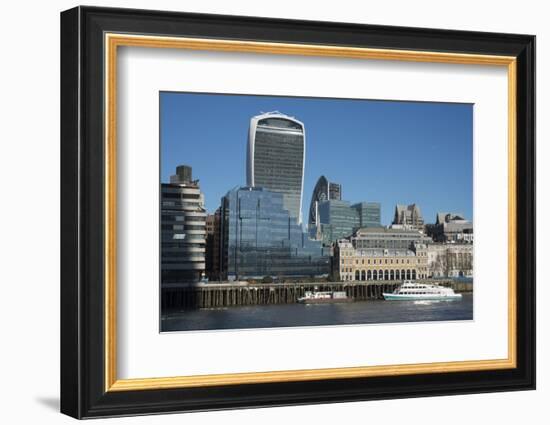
161, 294, 473, 332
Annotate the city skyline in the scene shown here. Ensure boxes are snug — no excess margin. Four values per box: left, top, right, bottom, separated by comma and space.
160, 92, 473, 226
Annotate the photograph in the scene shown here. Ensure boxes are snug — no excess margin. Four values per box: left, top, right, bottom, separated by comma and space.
159, 92, 475, 332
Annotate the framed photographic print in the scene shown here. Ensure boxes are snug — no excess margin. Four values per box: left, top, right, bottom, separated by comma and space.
60, 6, 535, 419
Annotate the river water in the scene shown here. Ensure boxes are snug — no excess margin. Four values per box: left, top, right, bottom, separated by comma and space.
161, 293, 473, 332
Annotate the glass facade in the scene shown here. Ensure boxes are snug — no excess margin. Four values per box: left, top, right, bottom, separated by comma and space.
247, 112, 305, 224
308, 176, 329, 227
317, 200, 359, 243
220, 187, 330, 280
352, 202, 381, 228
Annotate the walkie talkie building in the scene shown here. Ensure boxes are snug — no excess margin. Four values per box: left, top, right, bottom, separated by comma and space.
246, 112, 305, 224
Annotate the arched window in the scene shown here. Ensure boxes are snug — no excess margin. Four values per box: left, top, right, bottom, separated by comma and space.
384, 270, 389, 280
367, 270, 372, 280
355, 270, 360, 281
361, 270, 366, 281
402, 269, 406, 280
390, 270, 395, 280
412, 270, 417, 280
406, 270, 411, 280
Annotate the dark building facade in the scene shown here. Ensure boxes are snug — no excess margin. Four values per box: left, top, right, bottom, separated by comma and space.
247, 112, 305, 224
205, 208, 221, 281
161, 165, 206, 283
220, 187, 330, 280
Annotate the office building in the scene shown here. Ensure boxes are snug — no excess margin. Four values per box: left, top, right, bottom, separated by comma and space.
392, 203, 424, 230
317, 200, 359, 244
427, 212, 474, 243
161, 165, 206, 283
314, 200, 382, 245
308, 175, 343, 239
220, 187, 330, 280
246, 111, 305, 224
205, 208, 221, 281
351, 202, 381, 228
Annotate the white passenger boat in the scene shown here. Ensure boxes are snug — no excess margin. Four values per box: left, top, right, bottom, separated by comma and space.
383, 281, 462, 301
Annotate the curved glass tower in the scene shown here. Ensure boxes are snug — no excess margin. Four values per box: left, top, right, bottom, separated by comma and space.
246, 112, 305, 224
308, 176, 330, 227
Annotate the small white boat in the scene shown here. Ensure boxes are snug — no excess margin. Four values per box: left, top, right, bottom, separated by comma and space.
383, 281, 462, 301
298, 291, 352, 304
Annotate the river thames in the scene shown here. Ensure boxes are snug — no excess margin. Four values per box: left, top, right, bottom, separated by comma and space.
161, 293, 473, 332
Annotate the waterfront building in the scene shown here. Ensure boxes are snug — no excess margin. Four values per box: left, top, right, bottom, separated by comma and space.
334, 239, 428, 282
220, 186, 330, 280
427, 212, 474, 243
351, 227, 432, 250
392, 203, 424, 230
351, 202, 381, 228
161, 165, 207, 283
246, 111, 305, 224
205, 208, 221, 281
427, 243, 473, 278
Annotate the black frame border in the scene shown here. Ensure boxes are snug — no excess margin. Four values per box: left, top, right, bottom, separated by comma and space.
60, 6, 535, 419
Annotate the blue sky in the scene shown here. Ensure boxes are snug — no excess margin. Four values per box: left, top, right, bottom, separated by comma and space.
160, 92, 472, 226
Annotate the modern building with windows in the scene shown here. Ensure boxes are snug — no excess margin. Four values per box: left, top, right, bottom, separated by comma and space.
246, 111, 305, 224
317, 200, 359, 244
392, 203, 424, 230
161, 165, 207, 283
219, 186, 330, 280
351, 202, 381, 229
329, 181, 342, 201
314, 200, 383, 245
308, 175, 342, 240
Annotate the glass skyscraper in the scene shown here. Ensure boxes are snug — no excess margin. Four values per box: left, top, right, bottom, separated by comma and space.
317, 200, 359, 244
352, 202, 382, 228
220, 187, 330, 280
246, 112, 305, 224
316, 200, 382, 244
